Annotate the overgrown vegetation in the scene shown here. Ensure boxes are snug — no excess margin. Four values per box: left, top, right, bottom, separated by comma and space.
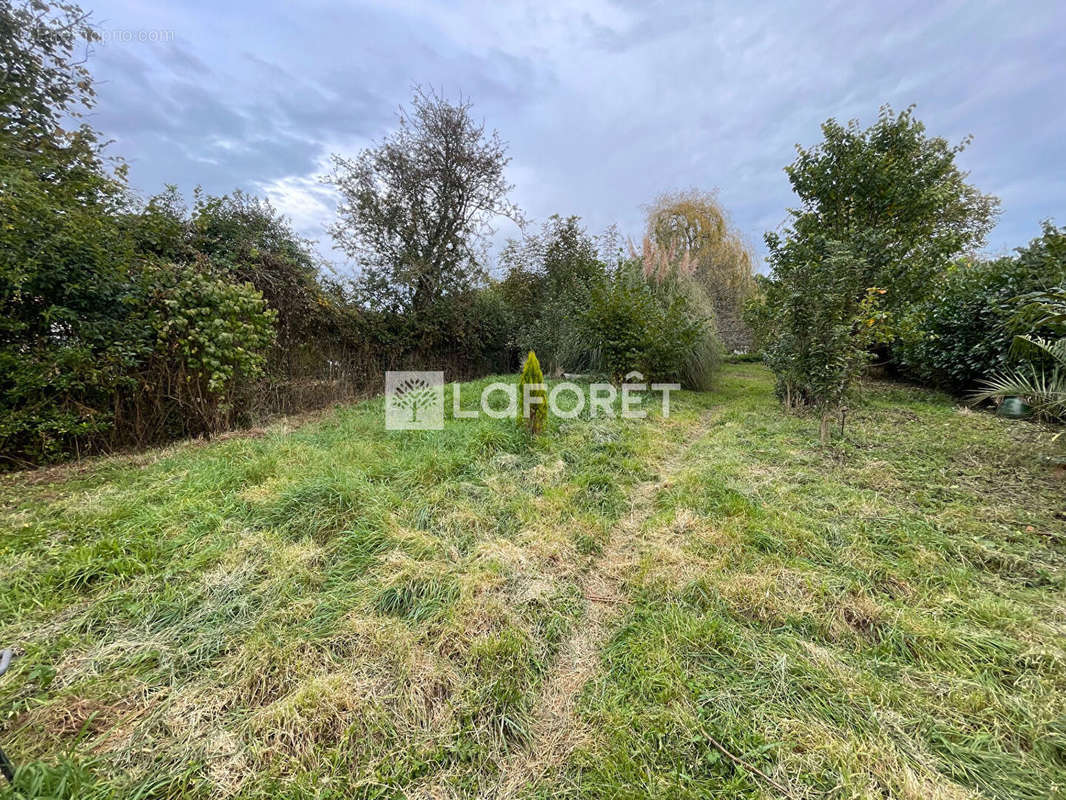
1, 366, 1062, 798
974, 286, 1066, 423
895, 222, 1066, 395
745, 106, 1063, 430
497, 215, 612, 374
3, 5, 1065, 796
642, 190, 756, 351
498, 214, 723, 389
748, 239, 889, 434
0, 0, 733, 467
581, 260, 718, 388
0, 1, 517, 467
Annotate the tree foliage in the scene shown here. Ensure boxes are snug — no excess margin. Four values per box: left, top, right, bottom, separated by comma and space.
328, 87, 522, 312
497, 215, 609, 372
748, 238, 890, 437
893, 222, 1066, 393
782, 105, 998, 316
1, 0, 97, 142
750, 106, 1000, 436
580, 261, 716, 388
0, 0, 136, 463
127, 187, 334, 349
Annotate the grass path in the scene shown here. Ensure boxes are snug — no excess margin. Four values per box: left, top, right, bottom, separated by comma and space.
0, 375, 716, 799
1, 366, 1063, 799
527, 367, 1065, 800
486, 411, 718, 800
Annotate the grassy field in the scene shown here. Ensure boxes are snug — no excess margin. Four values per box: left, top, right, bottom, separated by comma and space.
0, 364, 1063, 799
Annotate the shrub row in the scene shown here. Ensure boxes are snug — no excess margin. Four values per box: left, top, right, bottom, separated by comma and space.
893, 222, 1066, 394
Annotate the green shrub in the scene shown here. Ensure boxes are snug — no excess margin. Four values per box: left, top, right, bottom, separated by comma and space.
0, 2, 143, 465
579, 263, 718, 388
517, 350, 547, 434
748, 238, 889, 436
147, 261, 277, 432
972, 286, 1066, 423
0, 1, 516, 467
497, 215, 607, 373
894, 222, 1066, 393
497, 215, 720, 387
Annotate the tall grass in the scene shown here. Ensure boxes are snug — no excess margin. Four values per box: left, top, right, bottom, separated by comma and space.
1, 368, 1062, 798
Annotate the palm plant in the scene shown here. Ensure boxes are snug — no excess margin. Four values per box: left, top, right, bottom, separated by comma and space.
972, 288, 1066, 422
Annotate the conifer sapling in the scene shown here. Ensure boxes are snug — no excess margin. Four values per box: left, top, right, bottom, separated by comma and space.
517, 350, 548, 434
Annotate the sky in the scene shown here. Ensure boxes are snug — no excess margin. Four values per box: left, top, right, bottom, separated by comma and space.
83, 0, 1065, 275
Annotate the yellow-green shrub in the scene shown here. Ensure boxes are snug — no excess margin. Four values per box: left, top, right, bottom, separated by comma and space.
516, 350, 547, 435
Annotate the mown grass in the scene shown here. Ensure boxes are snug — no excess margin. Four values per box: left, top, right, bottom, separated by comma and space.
531, 365, 1066, 799
0, 376, 713, 799
1, 365, 1063, 799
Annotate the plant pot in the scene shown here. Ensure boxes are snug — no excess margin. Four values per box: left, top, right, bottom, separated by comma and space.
996, 396, 1031, 419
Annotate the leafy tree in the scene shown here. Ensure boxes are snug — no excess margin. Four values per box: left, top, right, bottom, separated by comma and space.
497, 215, 607, 372
782, 105, 998, 316
0, 0, 137, 463
1, 0, 96, 141
517, 350, 547, 434
748, 238, 890, 438
328, 87, 522, 312
749, 105, 998, 434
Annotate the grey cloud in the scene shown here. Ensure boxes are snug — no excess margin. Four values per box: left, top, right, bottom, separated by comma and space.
84, 0, 1066, 270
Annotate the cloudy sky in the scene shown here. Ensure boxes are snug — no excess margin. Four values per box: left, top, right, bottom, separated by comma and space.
84, 0, 1064, 274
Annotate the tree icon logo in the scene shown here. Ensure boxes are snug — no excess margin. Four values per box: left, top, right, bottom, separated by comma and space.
385, 371, 444, 430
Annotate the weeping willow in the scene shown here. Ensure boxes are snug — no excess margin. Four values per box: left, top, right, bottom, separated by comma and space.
642, 189, 757, 350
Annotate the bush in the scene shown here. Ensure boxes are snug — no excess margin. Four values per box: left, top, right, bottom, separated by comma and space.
146, 261, 276, 433
893, 222, 1066, 393
497, 215, 607, 373
579, 261, 718, 388
972, 287, 1066, 423
748, 238, 889, 435
0, 3, 517, 467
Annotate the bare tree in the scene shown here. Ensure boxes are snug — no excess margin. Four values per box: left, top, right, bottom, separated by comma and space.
327, 87, 523, 311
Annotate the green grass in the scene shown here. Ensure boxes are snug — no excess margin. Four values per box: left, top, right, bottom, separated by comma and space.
1, 366, 1063, 799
